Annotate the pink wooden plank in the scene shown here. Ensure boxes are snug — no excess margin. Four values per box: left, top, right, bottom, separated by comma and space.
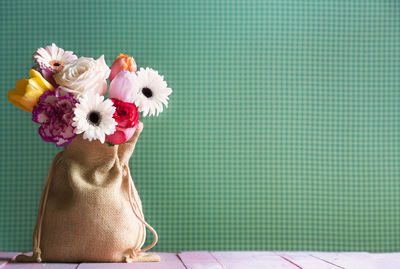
310, 252, 374, 269
276, 252, 341, 269
178, 251, 223, 269
0, 253, 20, 260
2, 252, 77, 269
77, 253, 185, 269
211, 251, 299, 269
364, 253, 400, 269
0, 253, 21, 269
3, 263, 77, 269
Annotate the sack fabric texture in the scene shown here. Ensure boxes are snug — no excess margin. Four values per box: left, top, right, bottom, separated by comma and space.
17, 123, 160, 263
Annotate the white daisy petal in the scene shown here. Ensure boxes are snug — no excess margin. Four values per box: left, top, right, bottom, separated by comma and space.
72, 93, 117, 143
132, 67, 172, 117
99, 133, 105, 144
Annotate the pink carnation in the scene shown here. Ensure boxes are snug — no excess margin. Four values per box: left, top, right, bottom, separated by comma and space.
32, 88, 77, 147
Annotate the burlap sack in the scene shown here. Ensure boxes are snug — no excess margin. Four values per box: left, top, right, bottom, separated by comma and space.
17, 122, 159, 263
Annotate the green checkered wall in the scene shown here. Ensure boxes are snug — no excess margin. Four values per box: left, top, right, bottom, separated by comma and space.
1, 0, 399, 252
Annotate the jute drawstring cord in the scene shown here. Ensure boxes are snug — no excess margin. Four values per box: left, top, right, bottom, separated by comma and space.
124, 164, 158, 259
33, 151, 63, 262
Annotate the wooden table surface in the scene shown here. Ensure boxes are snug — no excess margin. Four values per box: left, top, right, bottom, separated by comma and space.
1, 251, 399, 269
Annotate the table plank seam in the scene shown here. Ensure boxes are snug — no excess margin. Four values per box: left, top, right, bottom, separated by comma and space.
0, 252, 21, 269
309, 254, 345, 269
208, 252, 228, 269
175, 252, 189, 269
277, 254, 304, 269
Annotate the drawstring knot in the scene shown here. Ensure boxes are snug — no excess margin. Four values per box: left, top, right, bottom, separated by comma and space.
33, 247, 42, 262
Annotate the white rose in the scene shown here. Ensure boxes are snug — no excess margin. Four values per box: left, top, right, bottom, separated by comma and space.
54, 55, 110, 96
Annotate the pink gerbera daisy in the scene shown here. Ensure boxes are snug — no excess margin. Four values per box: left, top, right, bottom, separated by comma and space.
33, 43, 77, 73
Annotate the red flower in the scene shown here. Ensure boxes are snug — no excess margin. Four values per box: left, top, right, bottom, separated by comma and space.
112, 98, 139, 128
105, 98, 139, 145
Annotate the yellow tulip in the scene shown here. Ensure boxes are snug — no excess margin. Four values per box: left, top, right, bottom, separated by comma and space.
7, 69, 54, 112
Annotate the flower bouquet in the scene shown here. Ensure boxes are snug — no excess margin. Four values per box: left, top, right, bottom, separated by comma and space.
7, 44, 172, 263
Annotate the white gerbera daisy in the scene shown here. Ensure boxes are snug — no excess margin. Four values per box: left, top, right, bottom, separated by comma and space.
33, 43, 77, 73
72, 93, 117, 143
133, 67, 172, 117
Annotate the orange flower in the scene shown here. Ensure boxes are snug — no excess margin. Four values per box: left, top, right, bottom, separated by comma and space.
109, 53, 137, 81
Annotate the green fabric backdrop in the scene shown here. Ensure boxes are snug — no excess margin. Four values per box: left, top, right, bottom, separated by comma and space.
0, 0, 399, 252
